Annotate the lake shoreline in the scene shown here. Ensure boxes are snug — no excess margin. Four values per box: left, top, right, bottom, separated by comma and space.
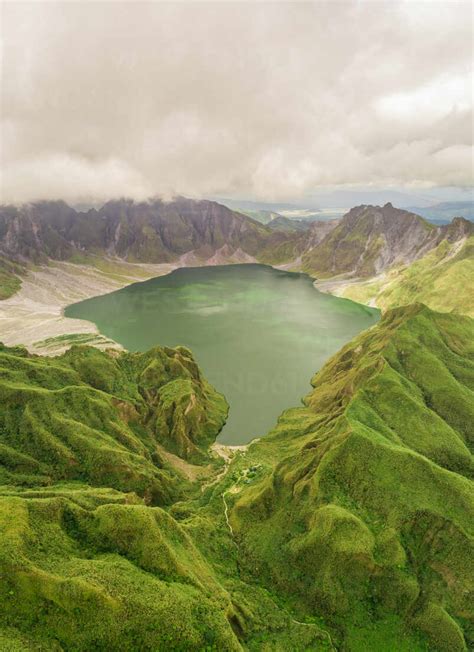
0, 257, 376, 356
0, 259, 178, 354
63, 263, 378, 444
0, 255, 260, 354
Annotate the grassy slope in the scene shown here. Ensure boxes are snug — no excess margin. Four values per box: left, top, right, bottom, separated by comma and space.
231, 305, 474, 651
1, 306, 473, 650
0, 343, 228, 494
257, 233, 304, 266
0, 343, 330, 651
0, 256, 23, 300
0, 343, 238, 651
0, 492, 242, 650
342, 236, 474, 318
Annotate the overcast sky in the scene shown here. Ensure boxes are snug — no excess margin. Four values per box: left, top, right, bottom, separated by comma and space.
1, 1, 473, 204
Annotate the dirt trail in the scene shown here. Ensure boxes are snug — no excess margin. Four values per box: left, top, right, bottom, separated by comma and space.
200, 442, 248, 493
213, 442, 337, 651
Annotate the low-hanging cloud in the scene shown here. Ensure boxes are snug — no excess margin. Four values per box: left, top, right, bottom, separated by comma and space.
1, 1, 472, 204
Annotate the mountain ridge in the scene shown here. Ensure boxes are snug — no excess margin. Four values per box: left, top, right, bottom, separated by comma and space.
301, 202, 472, 278
230, 303, 474, 651
2, 198, 470, 275
0, 197, 271, 265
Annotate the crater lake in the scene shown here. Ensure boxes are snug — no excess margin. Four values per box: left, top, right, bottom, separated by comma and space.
65, 264, 379, 444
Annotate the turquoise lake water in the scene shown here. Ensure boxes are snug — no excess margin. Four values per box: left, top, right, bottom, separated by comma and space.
65, 264, 379, 444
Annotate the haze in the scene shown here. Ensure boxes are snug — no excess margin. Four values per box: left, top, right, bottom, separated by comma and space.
1, 0, 473, 204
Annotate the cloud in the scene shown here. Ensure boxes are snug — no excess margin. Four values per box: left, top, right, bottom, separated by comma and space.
1, 1, 472, 203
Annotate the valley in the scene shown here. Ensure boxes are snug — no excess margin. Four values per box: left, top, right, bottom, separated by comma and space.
0, 303, 472, 650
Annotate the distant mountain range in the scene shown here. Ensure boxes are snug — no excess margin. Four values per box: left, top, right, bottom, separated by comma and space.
267, 215, 315, 232
212, 197, 321, 213
215, 189, 436, 210
406, 201, 474, 225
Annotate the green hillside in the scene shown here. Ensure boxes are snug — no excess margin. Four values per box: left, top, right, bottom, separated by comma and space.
342, 236, 474, 317
0, 305, 473, 650
0, 343, 228, 491
0, 256, 23, 299
0, 342, 330, 651
0, 343, 239, 651
230, 305, 474, 651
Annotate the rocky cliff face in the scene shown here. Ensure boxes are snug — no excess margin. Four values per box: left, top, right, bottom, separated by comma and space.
301, 203, 473, 278
0, 197, 270, 265
299, 217, 340, 248
2, 198, 470, 277
1, 198, 472, 317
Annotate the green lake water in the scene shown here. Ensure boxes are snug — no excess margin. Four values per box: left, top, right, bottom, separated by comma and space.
65, 264, 379, 444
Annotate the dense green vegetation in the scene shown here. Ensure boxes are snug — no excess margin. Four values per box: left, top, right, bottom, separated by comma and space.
0, 256, 23, 299
0, 342, 227, 488
0, 198, 473, 648
0, 342, 332, 650
0, 304, 472, 650
230, 305, 474, 651
342, 236, 474, 318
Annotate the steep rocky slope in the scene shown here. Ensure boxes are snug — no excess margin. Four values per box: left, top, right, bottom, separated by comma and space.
258, 218, 340, 267
261, 205, 473, 320
297, 205, 474, 316
340, 232, 474, 317
301, 203, 470, 278
230, 305, 474, 651
0, 197, 271, 266
2, 199, 472, 320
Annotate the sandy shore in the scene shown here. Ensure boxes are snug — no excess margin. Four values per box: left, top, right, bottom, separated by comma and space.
0, 247, 260, 355
211, 441, 249, 462
313, 274, 387, 308
2, 248, 377, 356
0, 259, 177, 354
